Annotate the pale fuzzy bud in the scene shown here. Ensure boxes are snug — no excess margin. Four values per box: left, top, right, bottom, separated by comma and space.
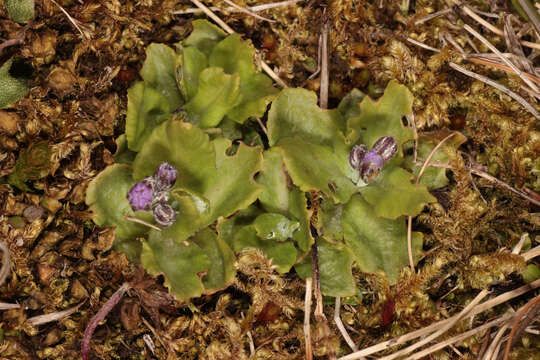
372, 136, 397, 162
360, 150, 383, 183
349, 144, 368, 170
153, 203, 176, 227
154, 162, 178, 190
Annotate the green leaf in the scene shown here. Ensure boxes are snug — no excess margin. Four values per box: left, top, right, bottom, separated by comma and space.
343, 195, 423, 284
133, 120, 216, 195
140, 43, 183, 110
295, 238, 356, 297
226, 73, 277, 124
142, 231, 211, 301
183, 19, 227, 57
0, 58, 29, 108
114, 134, 137, 165
217, 205, 262, 247
277, 137, 358, 203
178, 46, 208, 101
338, 88, 366, 120
257, 148, 291, 214
347, 80, 413, 151
4, 0, 34, 23
113, 237, 142, 263
232, 226, 297, 273
359, 166, 436, 219
125, 82, 171, 151
191, 228, 236, 292
316, 197, 345, 245
85, 164, 153, 239
184, 67, 241, 128
253, 213, 299, 241
267, 88, 340, 147
289, 189, 314, 252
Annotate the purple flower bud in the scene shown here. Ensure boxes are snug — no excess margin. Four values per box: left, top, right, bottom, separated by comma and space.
349, 144, 368, 171
153, 202, 176, 227
154, 162, 177, 190
360, 150, 383, 183
127, 182, 153, 211
372, 136, 397, 162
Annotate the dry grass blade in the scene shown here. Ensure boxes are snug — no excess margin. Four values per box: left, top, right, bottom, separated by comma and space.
0, 302, 21, 310
338, 279, 540, 360
414, 8, 452, 25
502, 294, 540, 360
482, 323, 510, 360
27, 302, 85, 326
522, 245, 540, 261
516, 0, 540, 37
221, 0, 275, 23
188, 0, 288, 88
448, 62, 540, 120
50, 0, 92, 39
173, 0, 303, 15
334, 297, 358, 352
319, 10, 329, 110
405, 37, 440, 52
304, 277, 313, 360
0, 241, 11, 286
124, 215, 162, 231
467, 57, 540, 86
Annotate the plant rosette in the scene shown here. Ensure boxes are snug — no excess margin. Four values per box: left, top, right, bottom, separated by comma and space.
86, 20, 458, 302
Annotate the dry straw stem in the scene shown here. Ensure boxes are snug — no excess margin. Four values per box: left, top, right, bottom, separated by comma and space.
50, 0, 91, 40
502, 294, 540, 360
304, 277, 313, 360
0, 302, 20, 310
482, 323, 510, 360
467, 56, 540, 86
319, 10, 329, 110
26, 301, 85, 326
448, 62, 540, 120
173, 0, 303, 15
0, 240, 11, 286
334, 297, 358, 352
221, 0, 275, 23
124, 215, 162, 231
188, 0, 288, 88
405, 37, 440, 53
338, 278, 540, 359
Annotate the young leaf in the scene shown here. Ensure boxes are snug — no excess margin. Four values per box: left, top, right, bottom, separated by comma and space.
140, 43, 183, 110
183, 67, 241, 128
277, 137, 358, 203
359, 166, 436, 219
85, 164, 154, 239
0, 58, 29, 108
343, 195, 423, 284
347, 80, 414, 151
142, 232, 211, 301
183, 19, 227, 57
295, 238, 356, 297
125, 82, 171, 151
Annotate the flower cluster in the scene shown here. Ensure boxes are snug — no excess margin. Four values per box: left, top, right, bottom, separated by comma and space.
349, 136, 397, 183
127, 162, 178, 226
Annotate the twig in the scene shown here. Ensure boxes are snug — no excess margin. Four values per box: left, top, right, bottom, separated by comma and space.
334, 297, 358, 352
448, 62, 540, 120
82, 283, 131, 360
124, 215, 162, 231
377, 289, 490, 360
172, 0, 303, 15
188, 0, 288, 88
338, 279, 540, 359
415, 133, 456, 184
304, 277, 313, 360
503, 294, 540, 360
319, 10, 329, 109
221, 0, 275, 23
27, 301, 85, 326
406, 37, 441, 52
463, 24, 540, 93
0, 241, 11, 287
414, 8, 452, 25
0, 302, 20, 310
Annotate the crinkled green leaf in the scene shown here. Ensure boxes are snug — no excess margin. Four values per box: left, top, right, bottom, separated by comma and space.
142, 231, 211, 301
289, 189, 313, 252
403, 131, 467, 190
253, 213, 299, 241
343, 194, 423, 284
133, 120, 216, 195
183, 19, 227, 57
295, 238, 356, 297
178, 46, 208, 101
217, 206, 262, 247
258, 148, 291, 214
338, 88, 366, 120
359, 166, 436, 219
191, 228, 236, 292
315, 197, 344, 245
232, 226, 297, 273
347, 80, 413, 151
277, 137, 357, 203
184, 67, 241, 128
0, 58, 29, 108
85, 164, 153, 239
4, 0, 34, 23
209, 34, 278, 123
140, 43, 183, 109
267, 88, 341, 147
125, 82, 171, 151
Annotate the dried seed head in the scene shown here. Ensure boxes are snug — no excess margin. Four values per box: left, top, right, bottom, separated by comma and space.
154, 162, 177, 190
127, 182, 153, 211
360, 150, 383, 183
372, 136, 397, 162
152, 203, 176, 227
349, 144, 368, 170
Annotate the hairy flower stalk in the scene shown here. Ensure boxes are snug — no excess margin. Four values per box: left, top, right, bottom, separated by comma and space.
349, 136, 398, 183
127, 162, 178, 227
